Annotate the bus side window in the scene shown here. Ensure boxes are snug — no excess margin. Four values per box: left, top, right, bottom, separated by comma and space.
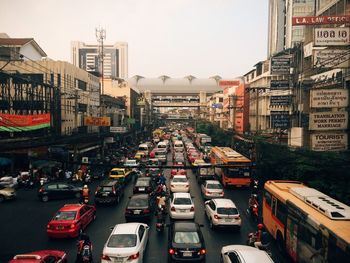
271, 196, 277, 215
264, 191, 272, 207
276, 200, 287, 225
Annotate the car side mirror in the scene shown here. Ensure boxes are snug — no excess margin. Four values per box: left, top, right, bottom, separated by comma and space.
204, 200, 210, 205
110, 226, 114, 230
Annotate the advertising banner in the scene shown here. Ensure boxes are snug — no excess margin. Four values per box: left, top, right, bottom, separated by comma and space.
270, 96, 291, 106
271, 112, 290, 129
270, 80, 290, 90
84, 116, 111, 126
110, 126, 127, 133
311, 132, 348, 151
0, 113, 51, 132
314, 27, 350, 46
271, 58, 290, 74
219, 80, 240, 87
309, 112, 348, 130
292, 15, 350, 26
310, 89, 348, 108
313, 49, 350, 68
310, 68, 343, 88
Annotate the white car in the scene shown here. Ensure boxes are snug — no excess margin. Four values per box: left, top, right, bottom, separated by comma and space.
205, 199, 241, 230
170, 175, 190, 193
101, 222, 149, 263
124, 159, 139, 168
201, 180, 224, 199
221, 245, 274, 263
169, 192, 195, 220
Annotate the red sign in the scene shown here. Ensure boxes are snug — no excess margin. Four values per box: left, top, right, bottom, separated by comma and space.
0, 113, 50, 127
219, 80, 240, 87
84, 116, 111, 126
292, 15, 350, 26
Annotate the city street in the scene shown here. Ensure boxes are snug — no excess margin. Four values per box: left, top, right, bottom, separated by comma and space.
0, 155, 286, 263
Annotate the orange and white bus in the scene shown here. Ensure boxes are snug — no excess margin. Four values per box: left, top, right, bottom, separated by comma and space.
209, 147, 252, 187
263, 180, 350, 263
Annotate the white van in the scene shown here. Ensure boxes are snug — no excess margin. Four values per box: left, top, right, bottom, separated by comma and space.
138, 143, 150, 156
157, 141, 168, 152
173, 140, 184, 152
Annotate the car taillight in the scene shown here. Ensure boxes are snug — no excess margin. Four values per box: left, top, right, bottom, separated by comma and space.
190, 206, 194, 212
185, 185, 189, 188
234, 215, 241, 219
169, 248, 175, 255
206, 191, 211, 195
101, 254, 111, 260
199, 249, 206, 255
214, 214, 221, 219
47, 224, 51, 229
70, 224, 76, 229
143, 209, 150, 213
125, 209, 132, 214
171, 185, 175, 188
128, 252, 139, 260
171, 206, 175, 211
39, 187, 44, 193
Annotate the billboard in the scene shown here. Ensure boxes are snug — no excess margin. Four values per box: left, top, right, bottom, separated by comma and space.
311, 132, 348, 151
270, 96, 291, 106
292, 15, 350, 26
310, 89, 348, 108
313, 49, 350, 68
271, 112, 290, 129
219, 80, 240, 87
309, 112, 348, 130
270, 80, 290, 90
84, 116, 111, 126
270, 58, 290, 74
0, 113, 51, 132
314, 27, 350, 46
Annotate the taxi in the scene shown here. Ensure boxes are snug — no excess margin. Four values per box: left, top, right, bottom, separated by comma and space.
134, 151, 146, 161
47, 204, 96, 238
109, 168, 132, 184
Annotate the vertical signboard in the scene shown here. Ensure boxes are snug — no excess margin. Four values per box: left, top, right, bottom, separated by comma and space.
271, 112, 290, 129
271, 58, 290, 74
270, 80, 290, 90
270, 96, 291, 106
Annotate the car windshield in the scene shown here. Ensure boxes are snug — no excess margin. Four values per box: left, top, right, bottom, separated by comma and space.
217, 207, 238, 215
110, 170, 124, 176
174, 198, 191, 205
102, 186, 113, 192
173, 231, 200, 244
136, 180, 149, 187
107, 234, 137, 248
53, 211, 77, 221
129, 198, 148, 207
207, 183, 222, 190
172, 177, 187, 183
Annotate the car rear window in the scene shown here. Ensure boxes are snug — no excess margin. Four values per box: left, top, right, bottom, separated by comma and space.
217, 207, 238, 215
174, 197, 191, 205
174, 231, 200, 244
207, 183, 222, 190
107, 234, 137, 248
136, 180, 149, 187
129, 198, 148, 207
53, 211, 77, 221
172, 177, 187, 183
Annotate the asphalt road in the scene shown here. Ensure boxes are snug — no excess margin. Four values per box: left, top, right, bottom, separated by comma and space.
0, 154, 288, 263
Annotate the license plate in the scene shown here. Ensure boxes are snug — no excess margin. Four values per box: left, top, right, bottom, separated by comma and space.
115, 258, 124, 262
139, 187, 145, 191
56, 226, 63, 230
183, 252, 192, 257
134, 210, 141, 214
102, 193, 109, 196
179, 209, 186, 212
225, 218, 232, 222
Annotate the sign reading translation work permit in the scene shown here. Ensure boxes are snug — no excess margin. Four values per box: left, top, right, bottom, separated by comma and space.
309, 112, 348, 131
292, 15, 350, 25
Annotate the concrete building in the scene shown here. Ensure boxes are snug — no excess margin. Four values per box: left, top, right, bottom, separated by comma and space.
71, 41, 128, 79
206, 92, 224, 128
268, 0, 286, 58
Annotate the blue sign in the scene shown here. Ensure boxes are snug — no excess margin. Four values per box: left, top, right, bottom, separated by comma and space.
270, 96, 291, 106
271, 112, 290, 129
270, 80, 290, 90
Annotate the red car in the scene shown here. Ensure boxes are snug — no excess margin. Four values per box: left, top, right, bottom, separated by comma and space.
188, 152, 201, 163
9, 250, 67, 263
47, 204, 96, 238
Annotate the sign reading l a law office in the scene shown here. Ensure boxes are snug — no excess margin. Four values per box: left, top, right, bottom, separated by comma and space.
309, 112, 348, 130
310, 89, 348, 108
314, 27, 350, 46
292, 15, 350, 26
311, 132, 348, 151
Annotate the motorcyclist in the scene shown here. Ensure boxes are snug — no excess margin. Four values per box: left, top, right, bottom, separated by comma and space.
81, 185, 90, 203
254, 224, 270, 249
76, 232, 92, 262
248, 194, 259, 215
156, 194, 167, 210
157, 173, 166, 185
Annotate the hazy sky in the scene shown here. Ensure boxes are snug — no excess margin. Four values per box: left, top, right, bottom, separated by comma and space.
0, 0, 268, 79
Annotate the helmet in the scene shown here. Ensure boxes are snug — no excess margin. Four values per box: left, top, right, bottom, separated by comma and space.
258, 223, 264, 230
83, 185, 88, 189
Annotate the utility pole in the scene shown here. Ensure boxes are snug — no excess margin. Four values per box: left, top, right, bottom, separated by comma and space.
96, 27, 106, 116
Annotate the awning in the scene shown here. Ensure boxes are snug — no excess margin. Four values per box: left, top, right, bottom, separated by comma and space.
234, 135, 254, 143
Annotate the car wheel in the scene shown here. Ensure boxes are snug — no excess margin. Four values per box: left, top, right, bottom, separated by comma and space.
116, 195, 120, 204
41, 195, 49, 202
75, 192, 81, 199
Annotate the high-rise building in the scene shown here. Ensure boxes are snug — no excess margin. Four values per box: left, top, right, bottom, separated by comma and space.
71, 41, 128, 79
267, 0, 286, 58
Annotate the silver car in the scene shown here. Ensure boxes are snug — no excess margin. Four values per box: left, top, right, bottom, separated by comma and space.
201, 180, 224, 199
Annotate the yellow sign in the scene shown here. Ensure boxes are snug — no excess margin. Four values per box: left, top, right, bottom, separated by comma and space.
84, 116, 111, 126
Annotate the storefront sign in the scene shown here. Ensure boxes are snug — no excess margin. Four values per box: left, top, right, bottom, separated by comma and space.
84, 116, 111, 126
270, 96, 291, 106
219, 80, 240, 86
292, 15, 350, 26
110, 126, 127, 133
309, 112, 348, 130
310, 68, 343, 88
270, 80, 290, 90
314, 27, 350, 46
311, 132, 348, 151
313, 49, 350, 68
310, 89, 348, 108
271, 58, 290, 74
271, 112, 290, 129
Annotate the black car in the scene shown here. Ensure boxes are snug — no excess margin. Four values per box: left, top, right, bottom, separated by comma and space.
94, 180, 123, 205
38, 182, 81, 202
125, 194, 155, 222
168, 221, 206, 263
133, 177, 155, 194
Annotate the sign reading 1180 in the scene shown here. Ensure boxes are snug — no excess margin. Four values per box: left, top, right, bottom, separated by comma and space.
314, 27, 350, 46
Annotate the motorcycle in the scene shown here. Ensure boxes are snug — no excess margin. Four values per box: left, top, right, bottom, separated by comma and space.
247, 195, 259, 222
246, 232, 272, 256
76, 242, 93, 263
155, 207, 166, 233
